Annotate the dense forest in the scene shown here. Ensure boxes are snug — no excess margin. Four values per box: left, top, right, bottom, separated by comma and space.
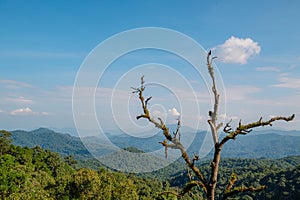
0, 130, 170, 200
1, 129, 300, 199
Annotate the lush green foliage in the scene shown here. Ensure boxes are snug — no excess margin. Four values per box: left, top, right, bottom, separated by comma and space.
0, 130, 177, 199
163, 157, 300, 199
2, 129, 300, 199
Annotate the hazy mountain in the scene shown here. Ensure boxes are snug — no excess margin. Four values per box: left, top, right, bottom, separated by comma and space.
10, 128, 300, 161
49, 127, 79, 137
251, 129, 300, 136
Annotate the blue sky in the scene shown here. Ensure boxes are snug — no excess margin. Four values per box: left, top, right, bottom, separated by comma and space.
0, 0, 300, 133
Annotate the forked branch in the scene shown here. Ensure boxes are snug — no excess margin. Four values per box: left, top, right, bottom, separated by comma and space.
207, 50, 222, 144
133, 51, 295, 200
219, 114, 295, 148
132, 76, 208, 194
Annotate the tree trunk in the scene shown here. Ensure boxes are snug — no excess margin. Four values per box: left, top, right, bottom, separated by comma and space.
207, 144, 222, 200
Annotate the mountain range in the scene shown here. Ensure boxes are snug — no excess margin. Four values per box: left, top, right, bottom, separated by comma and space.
10, 127, 300, 161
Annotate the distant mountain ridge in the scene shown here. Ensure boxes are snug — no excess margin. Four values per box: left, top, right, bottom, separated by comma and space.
10, 128, 300, 160
11, 128, 91, 159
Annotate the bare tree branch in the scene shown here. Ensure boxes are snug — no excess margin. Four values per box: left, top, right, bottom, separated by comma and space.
173, 118, 181, 141
132, 76, 208, 194
192, 153, 200, 166
207, 51, 220, 144
222, 173, 266, 199
225, 173, 237, 192
219, 115, 295, 148
133, 51, 295, 200
222, 185, 267, 200
207, 51, 222, 199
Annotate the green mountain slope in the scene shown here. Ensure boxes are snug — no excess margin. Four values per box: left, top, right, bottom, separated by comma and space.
11, 128, 91, 159
11, 128, 300, 160
3, 129, 300, 200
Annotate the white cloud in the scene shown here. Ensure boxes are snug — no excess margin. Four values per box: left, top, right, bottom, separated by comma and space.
272, 77, 300, 89
256, 66, 280, 72
168, 108, 180, 117
213, 36, 261, 64
10, 107, 35, 115
10, 107, 49, 116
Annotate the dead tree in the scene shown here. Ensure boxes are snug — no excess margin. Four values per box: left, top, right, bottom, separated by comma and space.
132, 51, 295, 200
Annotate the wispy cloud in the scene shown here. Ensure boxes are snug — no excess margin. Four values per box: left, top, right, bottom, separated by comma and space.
0, 79, 32, 89
5, 96, 34, 104
272, 77, 300, 89
213, 36, 261, 64
225, 85, 261, 101
64, 86, 133, 103
256, 66, 281, 72
169, 88, 210, 104
41, 112, 50, 116
10, 107, 49, 116
220, 113, 239, 121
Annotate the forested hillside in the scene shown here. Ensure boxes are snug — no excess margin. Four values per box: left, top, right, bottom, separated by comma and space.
11, 128, 91, 159
0, 130, 172, 200
1, 129, 300, 199
165, 157, 300, 199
